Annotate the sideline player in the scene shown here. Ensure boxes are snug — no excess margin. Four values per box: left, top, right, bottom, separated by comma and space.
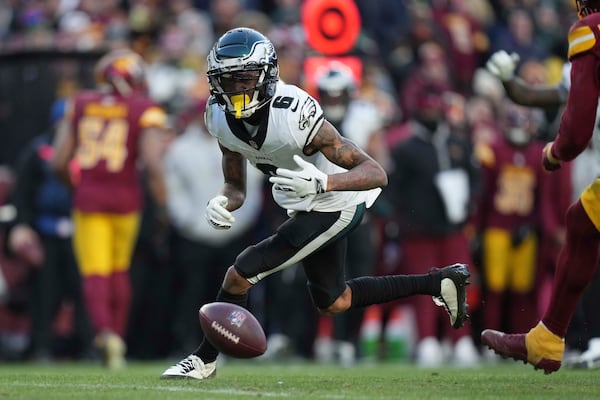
160, 27, 471, 380
481, 0, 600, 374
52, 49, 169, 368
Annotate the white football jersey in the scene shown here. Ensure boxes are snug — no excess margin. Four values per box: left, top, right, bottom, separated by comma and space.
206, 82, 381, 212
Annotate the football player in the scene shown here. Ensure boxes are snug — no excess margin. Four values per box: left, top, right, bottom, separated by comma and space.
481, 0, 600, 374
474, 101, 548, 335
160, 27, 471, 380
51, 48, 169, 368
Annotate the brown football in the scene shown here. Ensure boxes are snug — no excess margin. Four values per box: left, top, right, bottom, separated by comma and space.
199, 302, 267, 358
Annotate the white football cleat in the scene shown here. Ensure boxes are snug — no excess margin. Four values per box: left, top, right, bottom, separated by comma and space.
160, 355, 217, 380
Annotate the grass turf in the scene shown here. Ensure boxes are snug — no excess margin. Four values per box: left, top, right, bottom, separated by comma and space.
1, 359, 599, 400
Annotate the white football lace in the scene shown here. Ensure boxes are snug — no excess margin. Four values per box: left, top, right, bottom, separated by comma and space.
211, 321, 240, 344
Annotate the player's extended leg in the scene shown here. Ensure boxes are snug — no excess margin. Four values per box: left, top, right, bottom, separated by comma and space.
342, 263, 470, 329
482, 199, 600, 374
160, 266, 251, 380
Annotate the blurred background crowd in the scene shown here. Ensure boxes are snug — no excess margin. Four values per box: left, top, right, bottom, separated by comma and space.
0, 0, 597, 370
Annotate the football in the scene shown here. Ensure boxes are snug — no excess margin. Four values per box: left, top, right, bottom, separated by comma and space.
198, 302, 267, 358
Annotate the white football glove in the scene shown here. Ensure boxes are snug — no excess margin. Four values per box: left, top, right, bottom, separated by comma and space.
486, 50, 520, 81
269, 155, 328, 198
206, 195, 235, 230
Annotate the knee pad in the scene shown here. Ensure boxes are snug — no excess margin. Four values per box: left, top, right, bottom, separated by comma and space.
233, 235, 284, 280
234, 245, 263, 279
307, 281, 344, 310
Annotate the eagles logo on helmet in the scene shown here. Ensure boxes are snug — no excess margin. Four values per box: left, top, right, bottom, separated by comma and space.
206, 27, 279, 119
576, 0, 600, 18
94, 49, 147, 97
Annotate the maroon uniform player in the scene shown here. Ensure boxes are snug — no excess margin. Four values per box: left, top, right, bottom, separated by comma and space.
475, 102, 547, 335
52, 49, 168, 368
482, 0, 600, 374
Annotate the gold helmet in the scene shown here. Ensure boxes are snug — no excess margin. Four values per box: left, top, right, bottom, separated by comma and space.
95, 49, 147, 96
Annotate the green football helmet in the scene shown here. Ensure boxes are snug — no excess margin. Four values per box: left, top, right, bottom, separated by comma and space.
207, 27, 279, 119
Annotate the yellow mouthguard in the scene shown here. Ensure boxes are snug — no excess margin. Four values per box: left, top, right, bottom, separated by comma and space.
231, 94, 251, 119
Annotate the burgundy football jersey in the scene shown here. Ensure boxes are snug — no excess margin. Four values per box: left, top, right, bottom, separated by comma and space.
68, 91, 166, 213
477, 136, 546, 231
554, 12, 600, 162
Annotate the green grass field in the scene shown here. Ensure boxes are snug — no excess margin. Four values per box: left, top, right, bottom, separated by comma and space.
1, 359, 599, 400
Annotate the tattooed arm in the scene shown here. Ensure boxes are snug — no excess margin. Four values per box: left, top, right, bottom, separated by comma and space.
219, 143, 247, 211
304, 120, 388, 191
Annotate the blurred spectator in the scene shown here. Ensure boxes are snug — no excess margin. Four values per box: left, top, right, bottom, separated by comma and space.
431, 0, 490, 94
384, 85, 481, 367
0, 165, 33, 361
167, 0, 214, 57
489, 7, 550, 63
269, 0, 302, 25
57, 0, 126, 50
466, 94, 502, 149
399, 41, 454, 122
234, 9, 272, 35
209, 0, 246, 38
0, 1, 14, 41
358, 59, 398, 128
146, 23, 202, 112
355, 0, 411, 61
268, 25, 306, 86
532, 2, 564, 58
128, 0, 162, 36
386, 2, 441, 90
7, 98, 91, 361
